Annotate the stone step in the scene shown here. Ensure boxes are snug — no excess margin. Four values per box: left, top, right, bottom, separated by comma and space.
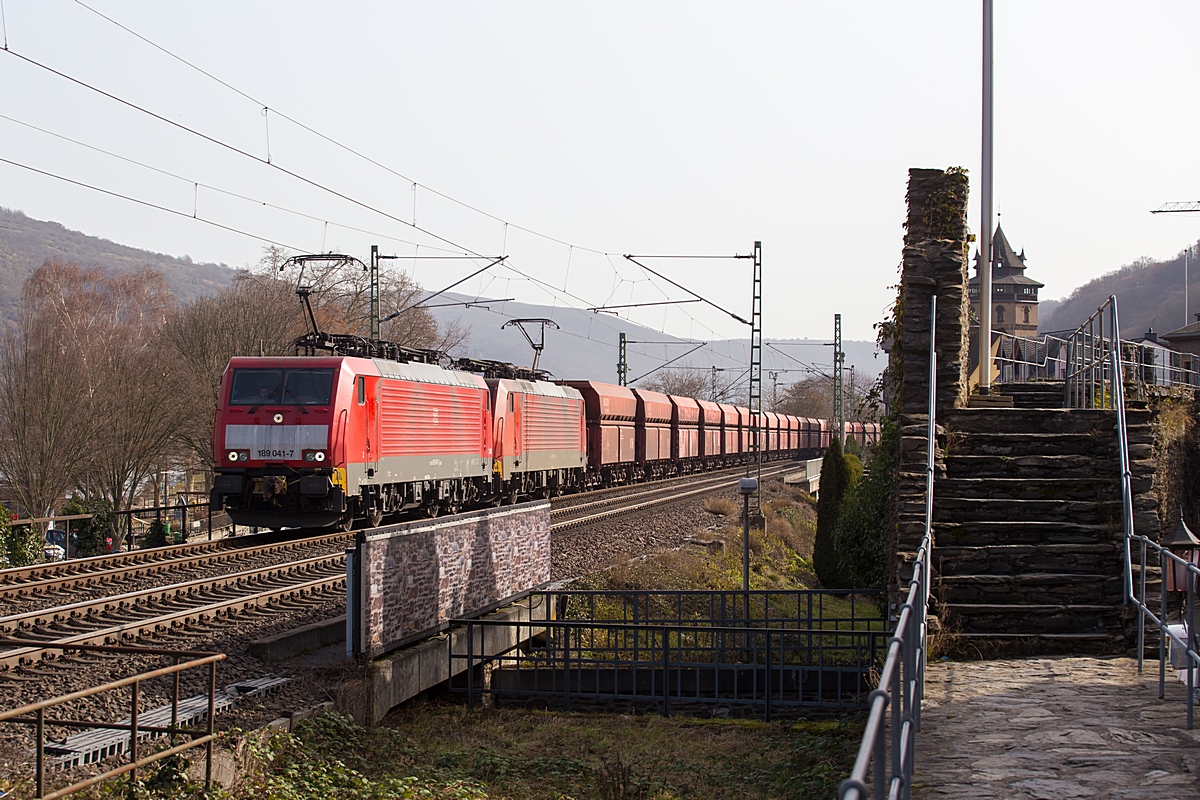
933, 520, 1116, 547
942, 602, 1122, 636
945, 454, 1119, 480
934, 543, 1120, 576
935, 477, 1123, 502
946, 408, 1119, 435
947, 432, 1115, 457
930, 497, 1122, 525
934, 572, 1124, 606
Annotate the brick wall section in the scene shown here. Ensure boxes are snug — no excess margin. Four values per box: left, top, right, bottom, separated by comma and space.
891, 168, 971, 601
359, 501, 550, 659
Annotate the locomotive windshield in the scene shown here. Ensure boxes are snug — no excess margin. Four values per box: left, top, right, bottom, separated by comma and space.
229, 368, 335, 406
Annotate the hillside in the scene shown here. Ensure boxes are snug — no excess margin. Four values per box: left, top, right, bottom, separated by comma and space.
0, 206, 236, 323
1040, 242, 1200, 338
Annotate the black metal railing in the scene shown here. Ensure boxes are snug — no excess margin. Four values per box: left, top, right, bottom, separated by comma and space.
451, 618, 883, 719
838, 295, 936, 800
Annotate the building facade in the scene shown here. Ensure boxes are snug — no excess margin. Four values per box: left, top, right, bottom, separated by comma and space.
968, 224, 1044, 338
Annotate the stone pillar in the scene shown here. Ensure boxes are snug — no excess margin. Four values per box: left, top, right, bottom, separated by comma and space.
898, 168, 971, 416
891, 168, 971, 606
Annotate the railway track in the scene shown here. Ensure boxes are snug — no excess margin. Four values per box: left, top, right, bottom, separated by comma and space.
0, 557, 344, 672
0, 531, 352, 601
550, 463, 797, 531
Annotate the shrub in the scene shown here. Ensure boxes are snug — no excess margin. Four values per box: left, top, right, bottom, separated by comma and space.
844, 453, 864, 485
704, 497, 738, 517
813, 437, 855, 588
833, 419, 899, 591
0, 504, 42, 567
142, 519, 170, 549
63, 495, 114, 557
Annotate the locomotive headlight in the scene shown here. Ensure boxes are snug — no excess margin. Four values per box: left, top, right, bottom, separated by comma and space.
228, 450, 239, 462
228, 450, 249, 462
315, 451, 326, 462
302, 450, 327, 463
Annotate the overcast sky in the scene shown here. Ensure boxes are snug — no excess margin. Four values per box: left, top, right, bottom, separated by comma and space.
2, 1, 1198, 342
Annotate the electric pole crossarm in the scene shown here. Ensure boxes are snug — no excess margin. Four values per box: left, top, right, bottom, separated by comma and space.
1151, 202, 1200, 214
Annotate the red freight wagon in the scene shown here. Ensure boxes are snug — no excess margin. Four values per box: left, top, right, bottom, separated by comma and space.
632, 388, 673, 467
783, 415, 797, 452
212, 356, 492, 530
736, 407, 756, 454
696, 400, 722, 460
801, 417, 818, 451
718, 403, 740, 456
490, 378, 586, 494
764, 412, 780, 454
670, 395, 701, 461
563, 381, 637, 479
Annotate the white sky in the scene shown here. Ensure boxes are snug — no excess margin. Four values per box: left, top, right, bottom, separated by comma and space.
1, 1, 1198, 342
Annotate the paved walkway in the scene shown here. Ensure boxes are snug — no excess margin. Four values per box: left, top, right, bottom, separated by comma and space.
914, 657, 1200, 799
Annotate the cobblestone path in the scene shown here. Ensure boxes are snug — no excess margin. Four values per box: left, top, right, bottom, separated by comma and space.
914, 656, 1200, 799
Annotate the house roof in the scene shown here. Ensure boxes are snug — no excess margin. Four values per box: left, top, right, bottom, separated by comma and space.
1162, 320, 1200, 341
969, 274, 1044, 287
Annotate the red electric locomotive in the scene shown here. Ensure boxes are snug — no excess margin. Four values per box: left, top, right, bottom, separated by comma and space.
211, 356, 495, 530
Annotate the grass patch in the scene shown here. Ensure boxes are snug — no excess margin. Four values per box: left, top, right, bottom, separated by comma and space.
230, 707, 863, 800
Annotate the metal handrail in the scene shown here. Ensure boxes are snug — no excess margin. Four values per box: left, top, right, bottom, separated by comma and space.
838, 295, 935, 800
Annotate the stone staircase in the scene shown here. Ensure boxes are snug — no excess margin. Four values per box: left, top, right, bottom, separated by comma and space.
929, 384, 1157, 650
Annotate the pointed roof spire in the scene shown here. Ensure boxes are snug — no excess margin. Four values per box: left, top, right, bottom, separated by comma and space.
991, 224, 1027, 272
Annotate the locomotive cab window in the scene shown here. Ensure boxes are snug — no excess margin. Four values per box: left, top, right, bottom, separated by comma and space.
509, 394, 515, 413
230, 368, 333, 406
357, 377, 366, 405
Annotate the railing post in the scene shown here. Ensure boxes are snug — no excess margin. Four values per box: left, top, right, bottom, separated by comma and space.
1161, 548, 1168, 700
130, 679, 139, 785
206, 660, 216, 789
661, 627, 670, 718
36, 706, 44, 799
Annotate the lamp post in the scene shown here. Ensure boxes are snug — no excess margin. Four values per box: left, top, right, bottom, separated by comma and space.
1163, 510, 1199, 596
739, 477, 758, 623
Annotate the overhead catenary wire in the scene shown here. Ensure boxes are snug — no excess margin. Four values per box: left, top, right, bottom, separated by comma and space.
0, 46, 482, 258
69, 0, 613, 258
0, 111, 467, 255
0, 156, 302, 251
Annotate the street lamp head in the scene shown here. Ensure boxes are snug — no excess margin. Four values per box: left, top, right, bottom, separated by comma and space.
738, 478, 758, 495
1164, 508, 1200, 593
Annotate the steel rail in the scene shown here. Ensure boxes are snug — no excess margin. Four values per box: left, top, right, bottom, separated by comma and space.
0, 552, 344, 633
551, 463, 796, 520
0, 531, 352, 599
0, 573, 343, 670
550, 464, 796, 531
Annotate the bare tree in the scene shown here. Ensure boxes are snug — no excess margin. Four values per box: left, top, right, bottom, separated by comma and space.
636, 363, 732, 401
777, 370, 880, 422
162, 271, 301, 468
0, 267, 94, 516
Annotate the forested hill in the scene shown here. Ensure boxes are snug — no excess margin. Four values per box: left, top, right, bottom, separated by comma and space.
1041, 242, 1200, 338
0, 206, 236, 324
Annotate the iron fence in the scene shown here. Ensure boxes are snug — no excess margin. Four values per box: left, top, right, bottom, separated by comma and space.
451, 618, 883, 720
0, 640, 224, 799
838, 294, 936, 800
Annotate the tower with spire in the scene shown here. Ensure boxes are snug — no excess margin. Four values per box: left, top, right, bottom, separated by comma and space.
969, 224, 1043, 337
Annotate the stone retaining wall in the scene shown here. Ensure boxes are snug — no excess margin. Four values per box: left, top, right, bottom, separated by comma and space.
355, 501, 550, 659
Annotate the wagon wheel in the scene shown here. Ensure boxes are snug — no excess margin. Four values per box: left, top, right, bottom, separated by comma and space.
365, 508, 383, 529
427, 504, 440, 519
335, 514, 354, 533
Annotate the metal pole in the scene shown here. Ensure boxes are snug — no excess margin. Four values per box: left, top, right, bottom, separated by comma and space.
618, 332, 628, 386
743, 491, 751, 597
370, 245, 380, 340
979, 0, 994, 395
1187, 249, 1190, 327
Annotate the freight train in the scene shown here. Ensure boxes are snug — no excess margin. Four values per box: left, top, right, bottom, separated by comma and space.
210, 353, 880, 531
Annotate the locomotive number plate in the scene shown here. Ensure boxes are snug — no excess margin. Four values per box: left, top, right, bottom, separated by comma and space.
257, 449, 296, 459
